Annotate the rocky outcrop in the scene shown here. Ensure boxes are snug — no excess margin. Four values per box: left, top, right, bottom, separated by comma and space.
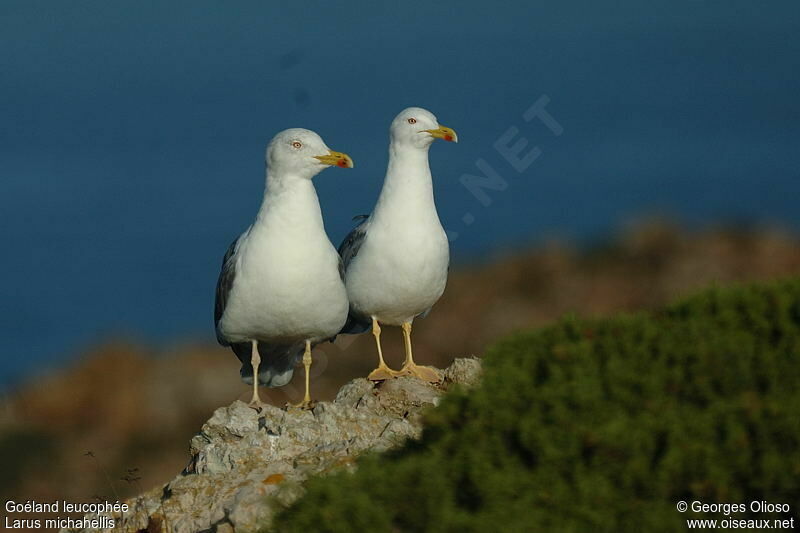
62, 358, 481, 533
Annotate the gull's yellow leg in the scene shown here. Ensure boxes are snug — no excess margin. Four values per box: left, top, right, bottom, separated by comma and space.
397, 321, 442, 383
367, 317, 399, 381
290, 340, 315, 409
248, 340, 264, 410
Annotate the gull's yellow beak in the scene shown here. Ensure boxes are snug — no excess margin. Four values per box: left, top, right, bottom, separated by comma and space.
423, 125, 458, 143
314, 150, 354, 168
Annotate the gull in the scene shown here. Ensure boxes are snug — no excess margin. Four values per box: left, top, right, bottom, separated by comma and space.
214, 128, 353, 409
338, 107, 457, 382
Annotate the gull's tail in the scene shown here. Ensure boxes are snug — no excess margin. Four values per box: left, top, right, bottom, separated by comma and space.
231, 341, 304, 387
339, 310, 371, 335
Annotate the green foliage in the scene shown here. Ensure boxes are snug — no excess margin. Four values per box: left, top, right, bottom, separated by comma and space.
273, 279, 800, 532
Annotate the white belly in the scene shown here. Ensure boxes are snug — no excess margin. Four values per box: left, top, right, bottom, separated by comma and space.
346, 222, 449, 325
220, 233, 348, 343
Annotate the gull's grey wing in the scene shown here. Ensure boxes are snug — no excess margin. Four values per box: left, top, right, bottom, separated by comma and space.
337, 217, 369, 272
337, 217, 372, 335
214, 229, 248, 345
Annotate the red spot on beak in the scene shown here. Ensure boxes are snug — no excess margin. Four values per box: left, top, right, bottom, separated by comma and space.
444, 134, 453, 142
337, 159, 348, 168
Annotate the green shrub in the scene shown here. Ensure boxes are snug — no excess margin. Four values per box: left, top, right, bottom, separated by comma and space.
272, 279, 800, 532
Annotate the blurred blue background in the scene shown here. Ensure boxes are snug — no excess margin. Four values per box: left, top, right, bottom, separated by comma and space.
1, 1, 798, 386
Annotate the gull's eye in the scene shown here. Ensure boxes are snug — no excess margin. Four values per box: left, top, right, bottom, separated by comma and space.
292, 141, 303, 149
407, 118, 417, 124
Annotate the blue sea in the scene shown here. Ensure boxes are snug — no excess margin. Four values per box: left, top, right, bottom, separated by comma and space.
1, 1, 799, 387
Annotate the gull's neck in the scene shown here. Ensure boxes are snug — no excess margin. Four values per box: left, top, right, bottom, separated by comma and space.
371, 142, 439, 227
253, 171, 325, 232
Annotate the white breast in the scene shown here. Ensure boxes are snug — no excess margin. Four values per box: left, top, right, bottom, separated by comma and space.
218, 181, 348, 343
346, 217, 449, 326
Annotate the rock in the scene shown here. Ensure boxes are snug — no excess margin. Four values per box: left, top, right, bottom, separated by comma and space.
443, 356, 483, 386
61, 357, 482, 533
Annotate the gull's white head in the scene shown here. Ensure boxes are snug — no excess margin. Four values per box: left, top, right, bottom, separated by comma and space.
265, 128, 354, 179
389, 107, 458, 150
